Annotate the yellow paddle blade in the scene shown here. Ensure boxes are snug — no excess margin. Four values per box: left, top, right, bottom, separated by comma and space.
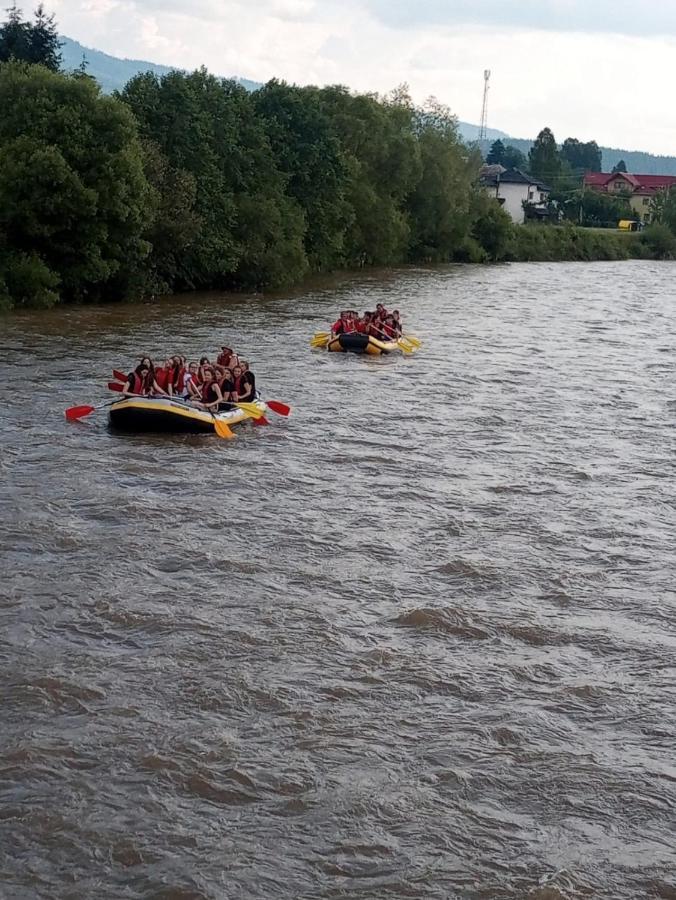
313, 331, 330, 339
403, 334, 422, 348
398, 338, 416, 353
234, 401, 264, 418
213, 418, 235, 439
310, 336, 330, 347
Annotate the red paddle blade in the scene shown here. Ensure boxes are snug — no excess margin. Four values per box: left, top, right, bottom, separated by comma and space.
253, 416, 270, 426
265, 400, 291, 416
108, 382, 123, 392
65, 405, 95, 421
113, 369, 126, 382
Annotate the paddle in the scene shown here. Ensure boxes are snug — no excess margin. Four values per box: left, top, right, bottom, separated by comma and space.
209, 411, 235, 439
113, 369, 127, 382
265, 400, 291, 416
310, 334, 331, 348
65, 399, 118, 421
370, 324, 416, 354
108, 381, 123, 392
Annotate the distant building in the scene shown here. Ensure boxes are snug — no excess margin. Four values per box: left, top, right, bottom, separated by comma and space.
583, 171, 676, 223
479, 166, 552, 224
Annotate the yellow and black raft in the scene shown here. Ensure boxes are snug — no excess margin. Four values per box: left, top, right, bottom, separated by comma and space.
109, 396, 267, 434
310, 331, 421, 355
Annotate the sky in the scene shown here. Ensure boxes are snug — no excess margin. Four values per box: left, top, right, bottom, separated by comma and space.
49, 0, 676, 156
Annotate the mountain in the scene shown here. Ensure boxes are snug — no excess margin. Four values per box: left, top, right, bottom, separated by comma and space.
60, 36, 676, 175
60, 36, 259, 94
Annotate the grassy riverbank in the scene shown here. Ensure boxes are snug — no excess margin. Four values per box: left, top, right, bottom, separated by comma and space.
495, 222, 674, 264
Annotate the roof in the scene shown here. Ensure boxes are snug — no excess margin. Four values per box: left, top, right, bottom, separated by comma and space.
479, 167, 551, 192
584, 172, 676, 193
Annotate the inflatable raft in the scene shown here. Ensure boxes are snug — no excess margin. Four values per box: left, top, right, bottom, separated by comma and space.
108, 396, 267, 434
327, 333, 401, 355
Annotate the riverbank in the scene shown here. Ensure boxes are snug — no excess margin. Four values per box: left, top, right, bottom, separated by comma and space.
4, 61, 675, 313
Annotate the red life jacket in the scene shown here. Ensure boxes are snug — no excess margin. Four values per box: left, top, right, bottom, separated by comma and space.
382, 323, 395, 339
171, 366, 185, 392
201, 381, 219, 404
355, 320, 368, 333
332, 319, 344, 334
155, 367, 170, 391
343, 319, 356, 334
127, 372, 147, 395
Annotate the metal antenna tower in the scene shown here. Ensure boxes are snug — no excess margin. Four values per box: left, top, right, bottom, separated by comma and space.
479, 69, 491, 141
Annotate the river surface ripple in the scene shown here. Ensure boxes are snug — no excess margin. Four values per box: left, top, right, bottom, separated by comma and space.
1, 261, 675, 899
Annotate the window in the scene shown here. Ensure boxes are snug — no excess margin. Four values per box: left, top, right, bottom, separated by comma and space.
643, 197, 650, 206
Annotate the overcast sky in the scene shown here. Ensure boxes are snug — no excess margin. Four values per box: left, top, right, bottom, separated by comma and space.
50, 0, 676, 156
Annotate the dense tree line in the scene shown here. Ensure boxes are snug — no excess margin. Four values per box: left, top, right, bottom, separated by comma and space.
1, 7, 674, 309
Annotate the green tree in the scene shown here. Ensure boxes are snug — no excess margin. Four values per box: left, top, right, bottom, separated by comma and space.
528, 127, 562, 186
470, 188, 512, 261
0, 4, 28, 62
253, 80, 351, 272
612, 160, 627, 173
317, 85, 421, 265
407, 97, 475, 261
560, 137, 601, 173
486, 139, 504, 165
121, 69, 308, 290
0, 4, 61, 69
0, 62, 151, 308
502, 144, 527, 170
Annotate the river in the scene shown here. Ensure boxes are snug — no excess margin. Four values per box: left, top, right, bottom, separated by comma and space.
1, 260, 675, 899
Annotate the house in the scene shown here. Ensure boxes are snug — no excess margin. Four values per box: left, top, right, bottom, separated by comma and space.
583, 171, 676, 223
479, 166, 552, 224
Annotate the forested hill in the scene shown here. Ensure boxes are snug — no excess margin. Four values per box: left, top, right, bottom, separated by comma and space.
476, 136, 676, 176
60, 36, 259, 94
60, 35, 676, 175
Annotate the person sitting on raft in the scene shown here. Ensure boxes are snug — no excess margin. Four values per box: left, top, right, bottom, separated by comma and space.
122, 362, 168, 397
331, 311, 357, 336
195, 367, 224, 411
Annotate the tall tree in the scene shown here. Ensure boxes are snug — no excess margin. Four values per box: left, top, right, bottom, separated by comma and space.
27, 3, 61, 70
528, 127, 561, 186
0, 4, 29, 63
502, 144, 527, 170
253, 80, 351, 272
0, 4, 61, 69
612, 159, 627, 173
561, 137, 601, 173
486, 139, 504, 165
0, 62, 151, 308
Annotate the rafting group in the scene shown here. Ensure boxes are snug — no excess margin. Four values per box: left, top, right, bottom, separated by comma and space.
122, 346, 256, 411
66, 305, 420, 437
311, 304, 421, 355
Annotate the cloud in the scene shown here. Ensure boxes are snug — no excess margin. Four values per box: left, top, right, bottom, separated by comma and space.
48, 0, 676, 155
360, 0, 676, 38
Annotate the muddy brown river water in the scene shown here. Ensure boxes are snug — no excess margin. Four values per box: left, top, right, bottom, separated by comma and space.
1, 261, 675, 899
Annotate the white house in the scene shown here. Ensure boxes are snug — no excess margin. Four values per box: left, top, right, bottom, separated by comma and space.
479, 166, 552, 224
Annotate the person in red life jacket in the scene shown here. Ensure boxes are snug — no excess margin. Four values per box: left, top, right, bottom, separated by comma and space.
217, 346, 239, 367
196, 367, 223, 411
380, 315, 397, 341
169, 355, 185, 397
355, 312, 371, 334
122, 363, 164, 397
153, 357, 173, 394
392, 309, 402, 337
197, 356, 211, 385
230, 365, 247, 402
219, 368, 235, 406
331, 311, 346, 335
342, 312, 356, 334
239, 361, 256, 401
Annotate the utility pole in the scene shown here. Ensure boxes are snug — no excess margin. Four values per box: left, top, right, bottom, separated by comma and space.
479, 69, 491, 142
